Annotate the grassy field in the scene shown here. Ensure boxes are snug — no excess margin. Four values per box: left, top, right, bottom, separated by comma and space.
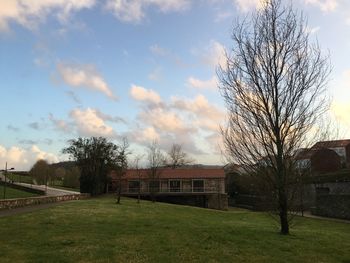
0, 185, 40, 199
0, 196, 349, 263
5, 173, 33, 184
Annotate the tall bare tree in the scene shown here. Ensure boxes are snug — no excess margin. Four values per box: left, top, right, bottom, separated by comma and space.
218, 0, 330, 234
166, 143, 194, 169
131, 154, 144, 203
116, 138, 130, 204
146, 140, 164, 202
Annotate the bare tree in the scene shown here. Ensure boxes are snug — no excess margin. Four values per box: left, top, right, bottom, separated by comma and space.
131, 154, 144, 203
165, 143, 194, 169
146, 140, 165, 202
218, 0, 330, 234
29, 159, 50, 185
116, 138, 130, 204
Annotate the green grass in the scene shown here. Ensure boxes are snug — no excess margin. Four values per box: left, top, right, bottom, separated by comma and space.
0, 196, 349, 263
0, 185, 40, 199
5, 173, 33, 184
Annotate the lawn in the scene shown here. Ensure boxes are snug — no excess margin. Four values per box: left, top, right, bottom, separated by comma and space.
0, 185, 40, 199
5, 173, 33, 184
0, 196, 349, 263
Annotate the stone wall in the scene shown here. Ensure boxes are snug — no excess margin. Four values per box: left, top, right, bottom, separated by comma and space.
207, 194, 228, 210
0, 194, 89, 210
126, 193, 228, 210
312, 194, 350, 220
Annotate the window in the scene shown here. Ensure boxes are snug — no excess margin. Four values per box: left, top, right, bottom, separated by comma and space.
193, 179, 204, 192
169, 180, 181, 192
149, 180, 160, 193
128, 181, 140, 193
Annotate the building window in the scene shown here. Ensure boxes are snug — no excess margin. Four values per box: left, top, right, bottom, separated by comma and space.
149, 180, 160, 193
128, 181, 140, 193
169, 180, 181, 192
193, 179, 204, 192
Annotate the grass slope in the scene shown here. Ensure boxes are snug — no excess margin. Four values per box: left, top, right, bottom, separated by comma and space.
0, 185, 40, 199
0, 196, 349, 263
6, 173, 33, 184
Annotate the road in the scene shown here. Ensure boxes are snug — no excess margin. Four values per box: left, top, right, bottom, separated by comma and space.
0, 172, 79, 196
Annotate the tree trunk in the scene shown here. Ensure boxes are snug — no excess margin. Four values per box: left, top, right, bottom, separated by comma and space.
278, 189, 289, 235
116, 177, 121, 204
137, 180, 140, 203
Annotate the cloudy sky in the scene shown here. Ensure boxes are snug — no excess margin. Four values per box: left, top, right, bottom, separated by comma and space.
0, 0, 349, 170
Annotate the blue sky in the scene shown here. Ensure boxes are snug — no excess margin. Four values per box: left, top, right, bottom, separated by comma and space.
0, 0, 349, 170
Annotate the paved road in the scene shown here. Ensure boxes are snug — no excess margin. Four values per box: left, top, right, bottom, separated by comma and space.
0, 172, 79, 196
14, 182, 80, 196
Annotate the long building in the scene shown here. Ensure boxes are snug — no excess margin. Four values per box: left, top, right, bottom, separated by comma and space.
109, 167, 227, 210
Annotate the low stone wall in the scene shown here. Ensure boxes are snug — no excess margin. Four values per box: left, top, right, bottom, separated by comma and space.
207, 194, 228, 210
125, 193, 228, 210
0, 194, 89, 210
312, 194, 350, 220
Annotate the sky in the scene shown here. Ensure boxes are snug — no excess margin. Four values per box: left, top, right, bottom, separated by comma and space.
1, 0, 350, 170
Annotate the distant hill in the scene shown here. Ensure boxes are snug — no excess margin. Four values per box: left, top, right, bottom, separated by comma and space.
50, 161, 77, 170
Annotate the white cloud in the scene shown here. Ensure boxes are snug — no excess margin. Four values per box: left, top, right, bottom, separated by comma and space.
0, 0, 95, 32
138, 108, 188, 132
49, 113, 72, 133
70, 108, 115, 137
194, 40, 226, 70
57, 62, 117, 100
105, 0, 191, 23
187, 76, 217, 90
0, 144, 59, 171
130, 85, 162, 104
305, 0, 338, 12
171, 94, 225, 132
128, 89, 225, 156
138, 127, 160, 142
234, 0, 264, 12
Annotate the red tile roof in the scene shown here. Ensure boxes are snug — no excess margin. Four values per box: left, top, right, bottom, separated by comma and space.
121, 168, 225, 180
312, 140, 350, 149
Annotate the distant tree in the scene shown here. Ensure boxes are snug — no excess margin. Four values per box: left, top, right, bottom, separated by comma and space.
63, 166, 80, 189
165, 144, 194, 169
54, 167, 66, 185
146, 141, 164, 202
29, 159, 49, 185
218, 0, 330, 234
62, 137, 119, 196
115, 138, 131, 204
131, 154, 144, 203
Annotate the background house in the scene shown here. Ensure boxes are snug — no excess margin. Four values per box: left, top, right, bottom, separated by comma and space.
295, 148, 342, 174
312, 140, 350, 168
110, 167, 227, 210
